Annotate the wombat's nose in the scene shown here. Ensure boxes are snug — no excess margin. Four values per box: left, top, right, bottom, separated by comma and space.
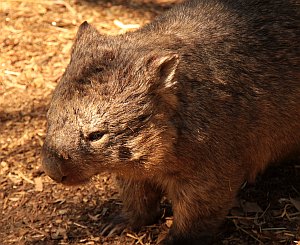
41, 159, 66, 183
41, 144, 68, 183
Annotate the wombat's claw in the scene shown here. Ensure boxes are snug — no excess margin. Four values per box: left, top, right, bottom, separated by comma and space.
100, 223, 114, 236
100, 223, 127, 237
100, 216, 128, 237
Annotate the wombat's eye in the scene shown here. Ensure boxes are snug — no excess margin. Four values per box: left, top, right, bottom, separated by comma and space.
87, 131, 106, 142
138, 115, 150, 122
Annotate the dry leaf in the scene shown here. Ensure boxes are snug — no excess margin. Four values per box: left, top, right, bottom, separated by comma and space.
165, 218, 173, 228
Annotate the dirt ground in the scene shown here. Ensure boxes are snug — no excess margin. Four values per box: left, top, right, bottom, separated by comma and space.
0, 0, 299, 244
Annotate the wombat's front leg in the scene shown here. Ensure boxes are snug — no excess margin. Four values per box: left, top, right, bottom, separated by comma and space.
118, 177, 163, 229
161, 177, 241, 245
102, 177, 163, 236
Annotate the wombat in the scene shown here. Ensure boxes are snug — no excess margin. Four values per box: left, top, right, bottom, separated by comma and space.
42, 0, 300, 244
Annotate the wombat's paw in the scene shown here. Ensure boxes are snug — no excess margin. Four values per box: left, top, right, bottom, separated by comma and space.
100, 215, 129, 237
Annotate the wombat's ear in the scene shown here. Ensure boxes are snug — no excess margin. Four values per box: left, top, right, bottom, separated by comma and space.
71, 21, 100, 50
76, 21, 94, 38
147, 54, 179, 107
148, 54, 179, 91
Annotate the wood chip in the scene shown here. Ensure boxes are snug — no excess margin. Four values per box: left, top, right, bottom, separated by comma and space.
34, 177, 43, 192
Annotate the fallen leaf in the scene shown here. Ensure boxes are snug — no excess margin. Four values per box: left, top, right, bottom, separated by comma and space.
165, 218, 173, 228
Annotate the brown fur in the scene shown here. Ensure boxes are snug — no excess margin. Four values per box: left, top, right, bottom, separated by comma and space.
42, 0, 300, 244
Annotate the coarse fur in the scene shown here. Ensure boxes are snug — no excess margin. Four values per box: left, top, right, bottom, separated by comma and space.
42, 0, 300, 244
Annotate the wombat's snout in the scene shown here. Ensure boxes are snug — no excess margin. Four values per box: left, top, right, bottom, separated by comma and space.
41, 144, 68, 183
42, 142, 91, 185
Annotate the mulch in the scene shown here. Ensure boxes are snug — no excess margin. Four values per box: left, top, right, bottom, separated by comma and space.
1, 1, 299, 244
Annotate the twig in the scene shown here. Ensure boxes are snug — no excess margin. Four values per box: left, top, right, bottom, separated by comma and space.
73, 222, 88, 229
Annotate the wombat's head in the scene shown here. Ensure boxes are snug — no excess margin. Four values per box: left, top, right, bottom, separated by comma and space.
42, 22, 179, 185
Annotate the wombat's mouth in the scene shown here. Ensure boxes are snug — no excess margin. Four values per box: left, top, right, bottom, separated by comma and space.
42, 165, 92, 186
61, 176, 67, 183
42, 148, 94, 186
59, 174, 92, 186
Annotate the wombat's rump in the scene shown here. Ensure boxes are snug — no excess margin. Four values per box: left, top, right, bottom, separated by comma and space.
42, 0, 300, 244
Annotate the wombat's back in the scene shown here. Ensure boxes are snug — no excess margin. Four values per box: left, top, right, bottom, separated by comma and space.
127, 0, 300, 179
